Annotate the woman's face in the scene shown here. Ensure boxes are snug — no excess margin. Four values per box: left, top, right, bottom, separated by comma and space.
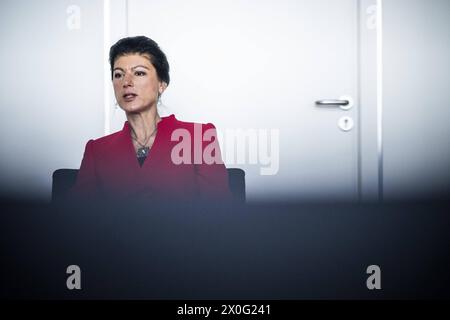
112, 54, 166, 113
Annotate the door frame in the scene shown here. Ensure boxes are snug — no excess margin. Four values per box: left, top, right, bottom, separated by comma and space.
104, 0, 382, 203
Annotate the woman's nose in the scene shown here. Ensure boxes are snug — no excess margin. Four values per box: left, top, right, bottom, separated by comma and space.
122, 73, 134, 87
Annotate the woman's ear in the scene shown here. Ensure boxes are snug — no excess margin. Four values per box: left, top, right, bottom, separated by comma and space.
159, 82, 168, 94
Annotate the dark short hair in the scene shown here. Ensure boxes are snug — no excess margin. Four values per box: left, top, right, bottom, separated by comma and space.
109, 36, 170, 85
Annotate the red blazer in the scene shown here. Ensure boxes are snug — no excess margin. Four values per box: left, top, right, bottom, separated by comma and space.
70, 114, 231, 203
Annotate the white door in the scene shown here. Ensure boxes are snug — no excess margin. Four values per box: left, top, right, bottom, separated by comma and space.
111, 0, 372, 202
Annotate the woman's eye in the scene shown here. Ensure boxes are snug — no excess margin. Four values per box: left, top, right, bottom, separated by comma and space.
114, 73, 123, 79
135, 71, 146, 76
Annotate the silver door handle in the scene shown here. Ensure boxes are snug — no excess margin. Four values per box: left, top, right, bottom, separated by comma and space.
315, 99, 349, 106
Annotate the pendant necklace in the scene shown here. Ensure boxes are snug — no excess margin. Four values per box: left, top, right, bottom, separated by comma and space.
131, 123, 158, 159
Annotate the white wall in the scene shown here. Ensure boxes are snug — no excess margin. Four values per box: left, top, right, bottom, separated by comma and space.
383, 0, 450, 200
0, 0, 104, 200
1, 0, 448, 202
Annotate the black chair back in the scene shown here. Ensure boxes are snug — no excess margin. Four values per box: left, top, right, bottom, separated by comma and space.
52, 168, 245, 203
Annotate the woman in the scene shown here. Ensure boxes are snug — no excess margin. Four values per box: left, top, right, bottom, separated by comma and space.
70, 36, 231, 203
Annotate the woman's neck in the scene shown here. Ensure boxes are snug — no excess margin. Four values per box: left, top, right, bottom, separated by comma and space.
126, 107, 161, 141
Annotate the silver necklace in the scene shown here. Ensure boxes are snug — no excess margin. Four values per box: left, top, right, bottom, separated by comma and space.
131, 123, 158, 158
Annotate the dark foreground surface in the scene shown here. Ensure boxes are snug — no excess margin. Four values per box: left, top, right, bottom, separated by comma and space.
1, 198, 450, 299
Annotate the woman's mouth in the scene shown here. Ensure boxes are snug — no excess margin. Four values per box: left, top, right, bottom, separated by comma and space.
123, 93, 138, 102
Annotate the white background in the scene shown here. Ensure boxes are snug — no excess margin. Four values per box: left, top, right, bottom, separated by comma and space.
0, 0, 448, 202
